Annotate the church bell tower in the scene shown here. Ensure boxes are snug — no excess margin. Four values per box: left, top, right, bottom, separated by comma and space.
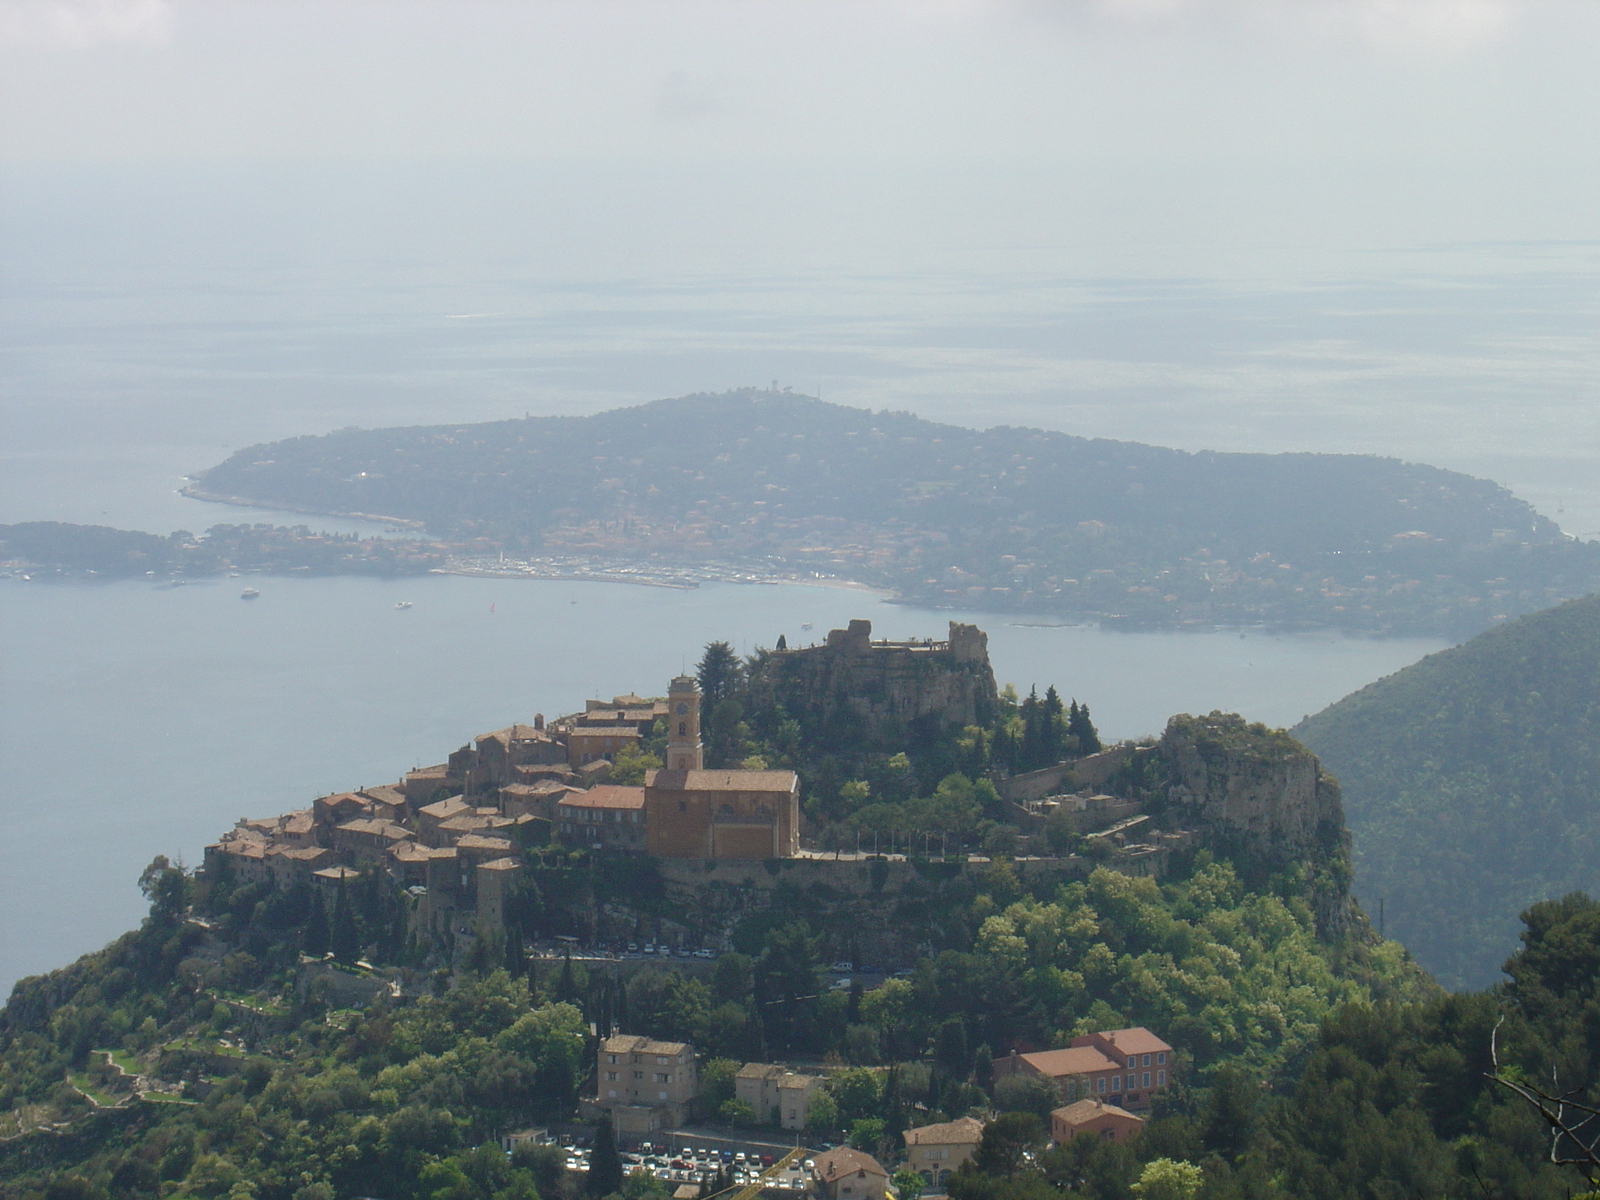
666, 675, 703, 771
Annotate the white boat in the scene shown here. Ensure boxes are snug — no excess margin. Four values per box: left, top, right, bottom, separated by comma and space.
240, 588, 260, 600
395, 601, 413, 610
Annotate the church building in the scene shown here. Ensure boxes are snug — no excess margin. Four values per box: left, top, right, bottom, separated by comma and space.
644, 675, 800, 859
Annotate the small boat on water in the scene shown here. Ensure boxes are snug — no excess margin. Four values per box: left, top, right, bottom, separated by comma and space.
801, 621, 813, 630
395, 601, 413, 610
240, 588, 260, 600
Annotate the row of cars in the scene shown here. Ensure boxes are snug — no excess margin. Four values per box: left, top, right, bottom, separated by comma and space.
620, 1146, 814, 1190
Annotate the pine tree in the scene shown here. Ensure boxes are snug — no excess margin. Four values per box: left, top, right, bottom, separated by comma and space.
330, 878, 360, 964
696, 641, 743, 712
303, 889, 330, 957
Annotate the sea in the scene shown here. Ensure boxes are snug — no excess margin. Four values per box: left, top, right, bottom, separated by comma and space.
2, 161, 1596, 994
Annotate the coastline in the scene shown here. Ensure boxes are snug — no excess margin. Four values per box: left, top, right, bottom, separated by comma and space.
178, 484, 428, 530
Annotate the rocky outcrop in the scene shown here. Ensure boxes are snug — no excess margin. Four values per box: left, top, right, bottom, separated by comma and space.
747, 620, 999, 754
1157, 712, 1354, 934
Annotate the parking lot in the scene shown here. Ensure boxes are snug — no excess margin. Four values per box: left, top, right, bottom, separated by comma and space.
555, 1142, 816, 1193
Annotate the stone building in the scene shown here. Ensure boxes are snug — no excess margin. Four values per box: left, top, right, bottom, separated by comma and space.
734, 1063, 826, 1130
555, 785, 646, 851
902, 1116, 984, 1188
643, 678, 800, 864
596, 1034, 698, 1134
644, 676, 799, 859
1050, 1099, 1143, 1144
809, 1149, 888, 1200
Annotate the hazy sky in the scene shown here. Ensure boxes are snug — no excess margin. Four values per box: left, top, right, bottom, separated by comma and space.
3, 0, 1598, 278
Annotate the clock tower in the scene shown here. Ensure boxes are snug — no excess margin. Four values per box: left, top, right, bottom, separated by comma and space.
665, 675, 703, 771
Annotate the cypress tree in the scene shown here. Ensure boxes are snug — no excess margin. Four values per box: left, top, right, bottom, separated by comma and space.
557, 950, 578, 1004
330, 878, 360, 964
303, 889, 330, 957
504, 927, 525, 978
587, 1114, 623, 1196
1068, 700, 1102, 754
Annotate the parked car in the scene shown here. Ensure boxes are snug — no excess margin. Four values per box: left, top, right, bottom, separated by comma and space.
830, 960, 853, 972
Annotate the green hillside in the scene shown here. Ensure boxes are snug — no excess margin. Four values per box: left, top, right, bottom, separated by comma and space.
1295, 593, 1600, 990
188, 390, 1600, 637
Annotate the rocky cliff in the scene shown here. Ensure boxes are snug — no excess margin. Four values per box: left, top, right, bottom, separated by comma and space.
745, 619, 999, 757
1151, 712, 1355, 934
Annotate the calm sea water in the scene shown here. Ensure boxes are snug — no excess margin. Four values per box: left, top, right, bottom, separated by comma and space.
1, 163, 1593, 993
0, 572, 1444, 994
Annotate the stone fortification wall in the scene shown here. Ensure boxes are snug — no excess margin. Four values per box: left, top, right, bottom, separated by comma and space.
749, 620, 999, 750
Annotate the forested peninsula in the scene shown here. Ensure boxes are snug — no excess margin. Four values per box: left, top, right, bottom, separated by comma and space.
187, 389, 1600, 638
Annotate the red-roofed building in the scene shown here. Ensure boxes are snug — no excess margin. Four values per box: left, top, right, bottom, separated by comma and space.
994, 1026, 1174, 1110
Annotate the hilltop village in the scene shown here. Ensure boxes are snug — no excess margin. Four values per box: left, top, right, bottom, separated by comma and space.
202, 620, 1244, 966
197, 621, 1205, 1177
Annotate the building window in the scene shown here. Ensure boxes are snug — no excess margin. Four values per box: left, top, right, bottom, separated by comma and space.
1143, 1072, 1151, 1088
606, 1072, 618, 1081
1096, 1077, 1106, 1094
679, 801, 687, 812
1143, 1054, 1151, 1067
1109, 1078, 1120, 1094
1157, 1052, 1166, 1065
1157, 1070, 1166, 1085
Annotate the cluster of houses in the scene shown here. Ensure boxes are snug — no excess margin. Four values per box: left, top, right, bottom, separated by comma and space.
584, 1026, 1172, 1195
203, 672, 801, 942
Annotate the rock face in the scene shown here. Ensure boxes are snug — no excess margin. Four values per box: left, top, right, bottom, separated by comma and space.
1157, 712, 1353, 932
748, 619, 999, 754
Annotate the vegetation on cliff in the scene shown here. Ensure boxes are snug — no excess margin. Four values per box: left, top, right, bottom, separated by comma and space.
189, 391, 1600, 637
3, 831, 1430, 1200
1294, 593, 1600, 990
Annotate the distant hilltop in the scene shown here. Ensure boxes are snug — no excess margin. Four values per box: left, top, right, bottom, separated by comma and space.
187, 389, 1600, 637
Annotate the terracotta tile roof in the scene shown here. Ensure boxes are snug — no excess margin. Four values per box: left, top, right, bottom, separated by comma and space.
1052, 1099, 1142, 1128
419, 795, 469, 820
335, 818, 412, 841
812, 1148, 887, 1183
1090, 1028, 1173, 1056
601, 1034, 690, 1057
903, 1116, 984, 1146
456, 835, 515, 853
478, 723, 553, 744
479, 857, 522, 872
647, 769, 798, 792
1010, 1046, 1119, 1077
561, 785, 645, 811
